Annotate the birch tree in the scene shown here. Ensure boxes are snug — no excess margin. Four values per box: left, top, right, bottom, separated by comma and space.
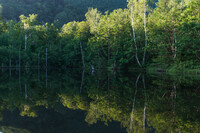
127, 0, 142, 67
142, 0, 148, 65
19, 14, 37, 51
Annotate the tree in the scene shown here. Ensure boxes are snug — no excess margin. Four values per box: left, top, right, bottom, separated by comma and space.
127, 0, 142, 67
19, 14, 38, 51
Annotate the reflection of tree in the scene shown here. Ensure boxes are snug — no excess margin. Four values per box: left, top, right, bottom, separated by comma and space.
130, 73, 140, 132
0, 126, 31, 133
80, 69, 85, 93
0, 70, 199, 133
143, 75, 147, 132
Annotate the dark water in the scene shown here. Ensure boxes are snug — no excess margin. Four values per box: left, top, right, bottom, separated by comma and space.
0, 69, 199, 133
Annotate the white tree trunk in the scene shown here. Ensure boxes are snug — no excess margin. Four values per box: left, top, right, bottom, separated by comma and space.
181, 0, 184, 8
143, 1, 148, 65
80, 42, 85, 69
46, 48, 48, 67
19, 46, 21, 68
173, 28, 177, 59
131, 5, 142, 67
25, 34, 27, 51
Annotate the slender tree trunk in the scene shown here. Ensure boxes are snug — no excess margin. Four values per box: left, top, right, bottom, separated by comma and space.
97, 31, 100, 69
172, 1, 177, 60
143, 1, 148, 65
46, 48, 48, 67
107, 18, 110, 65
98, 47, 100, 69
38, 68, 40, 82
19, 46, 21, 68
108, 73, 110, 91
25, 34, 27, 51
181, 0, 184, 9
131, 5, 142, 67
173, 28, 177, 59
80, 42, 85, 69
25, 33, 28, 68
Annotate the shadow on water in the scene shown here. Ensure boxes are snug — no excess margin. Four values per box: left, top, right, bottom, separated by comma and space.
0, 68, 199, 133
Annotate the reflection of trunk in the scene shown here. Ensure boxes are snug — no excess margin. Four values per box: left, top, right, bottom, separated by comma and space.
46, 48, 48, 68
80, 42, 85, 69
19, 68, 21, 91
131, 5, 142, 67
174, 83, 176, 99
38, 51, 40, 68
173, 83, 176, 115
9, 58, 12, 76
25, 84, 27, 99
19, 45, 21, 68
91, 65, 95, 74
108, 73, 110, 91
143, 75, 147, 131
46, 68, 48, 88
10, 58, 12, 68
143, 1, 148, 65
98, 70, 100, 89
38, 68, 40, 82
130, 73, 141, 131
80, 69, 85, 93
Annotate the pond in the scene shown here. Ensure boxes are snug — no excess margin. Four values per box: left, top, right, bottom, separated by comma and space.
0, 68, 199, 133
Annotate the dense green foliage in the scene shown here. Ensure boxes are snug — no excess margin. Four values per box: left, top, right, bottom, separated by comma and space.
0, 0, 199, 70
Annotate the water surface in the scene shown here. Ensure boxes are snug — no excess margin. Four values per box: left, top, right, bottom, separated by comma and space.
0, 69, 199, 133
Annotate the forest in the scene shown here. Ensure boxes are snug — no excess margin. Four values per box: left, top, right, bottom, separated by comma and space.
0, 0, 199, 72
0, 0, 127, 26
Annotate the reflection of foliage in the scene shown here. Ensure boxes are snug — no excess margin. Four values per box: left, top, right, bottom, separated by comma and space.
59, 94, 89, 110
0, 70, 199, 133
20, 105, 37, 117
0, 126, 31, 133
